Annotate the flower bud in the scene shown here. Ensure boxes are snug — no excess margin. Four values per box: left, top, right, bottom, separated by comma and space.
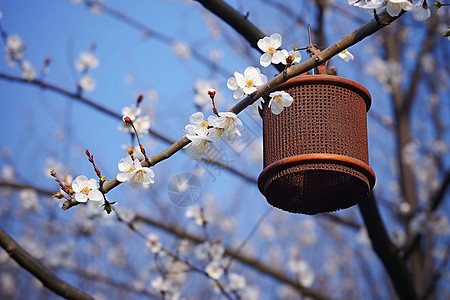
207, 89, 216, 99
123, 116, 133, 124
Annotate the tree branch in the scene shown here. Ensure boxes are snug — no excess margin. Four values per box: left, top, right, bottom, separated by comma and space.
0, 226, 95, 300
0, 73, 256, 188
359, 193, 418, 300
0, 180, 342, 300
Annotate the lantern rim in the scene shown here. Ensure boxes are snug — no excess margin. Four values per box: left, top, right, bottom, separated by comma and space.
257, 153, 376, 196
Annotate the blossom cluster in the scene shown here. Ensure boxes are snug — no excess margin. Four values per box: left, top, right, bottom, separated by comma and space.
119, 104, 151, 135
226, 33, 299, 115
116, 155, 155, 189
4, 34, 36, 80
348, 0, 431, 20
75, 50, 99, 92
184, 110, 242, 160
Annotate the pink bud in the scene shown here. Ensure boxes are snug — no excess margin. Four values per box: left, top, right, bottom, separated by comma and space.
123, 116, 132, 124
207, 89, 216, 98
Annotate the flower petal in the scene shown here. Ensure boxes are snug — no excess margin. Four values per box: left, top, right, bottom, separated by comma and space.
260, 53, 272, 67
269, 33, 282, 48
257, 36, 270, 52
271, 50, 286, 64
75, 192, 88, 203
226, 77, 238, 90
88, 190, 103, 201
116, 172, 133, 182
233, 88, 244, 99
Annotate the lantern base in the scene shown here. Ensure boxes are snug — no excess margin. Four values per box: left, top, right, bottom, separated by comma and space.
258, 154, 375, 215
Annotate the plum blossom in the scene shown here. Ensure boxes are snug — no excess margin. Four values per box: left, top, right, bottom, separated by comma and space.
338, 49, 354, 62
227, 273, 247, 292
71, 175, 103, 202
21, 60, 36, 81
19, 189, 39, 210
5, 34, 25, 66
257, 33, 285, 67
119, 105, 151, 135
122, 105, 142, 121
185, 205, 209, 225
132, 115, 151, 135
195, 241, 211, 261
172, 41, 192, 58
184, 124, 216, 160
205, 261, 224, 280
188, 112, 212, 136
283, 49, 302, 65
116, 156, 155, 188
227, 66, 267, 99
268, 91, 294, 115
78, 75, 96, 92
386, 0, 413, 16
75, 52, 99, 71
287, 259, 315, 287
146, 233, 162, 253
348, 0, 384, 12
151, 276, 175, 294
212, 112, 242, 140
411, 0, 431, 20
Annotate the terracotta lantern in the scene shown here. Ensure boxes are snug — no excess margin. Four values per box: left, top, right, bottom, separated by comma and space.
257, 62, 375, 215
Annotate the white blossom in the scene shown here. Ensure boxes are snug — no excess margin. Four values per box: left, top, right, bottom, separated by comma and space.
287, 259, 315, 287
75, 52, 99, 71
172, 41, 191, 58
212, 112, 242, 140
78, 75, 96, 92
146, 233, 162, 253
348, 0, 384, 13
283, 49, 302, 65
6, 34, 24, 52
21, 60, 36, 81
1, 165, 15, 181
151, 276, 174, 293
116, 156, 155, 188
227, 66, 267, 99
338, 49, 354, 62
19, 189, 39, 210
209, 243, 225, 261
227, 273, 246, 292
184, 124, 216, 160
412, 0, 431, 21
386, 0, 413, 16
122, 105, 142, 122
71, 175, 103, 202
188, 112, 212, 136
132, 115, 151, 135
205, 260, 224, 280
257, 33, 285, 67
268, 91, 294, 114
195, 241, 211, 261
185, 205, 208, 225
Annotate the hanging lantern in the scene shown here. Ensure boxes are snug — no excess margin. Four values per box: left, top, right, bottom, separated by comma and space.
257, 59, 375, 215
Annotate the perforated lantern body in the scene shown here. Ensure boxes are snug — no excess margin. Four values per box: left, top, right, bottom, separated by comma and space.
258, 74, 375, 214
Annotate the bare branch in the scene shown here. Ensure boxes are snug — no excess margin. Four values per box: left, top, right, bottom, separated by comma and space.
0, 227, 95, 300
